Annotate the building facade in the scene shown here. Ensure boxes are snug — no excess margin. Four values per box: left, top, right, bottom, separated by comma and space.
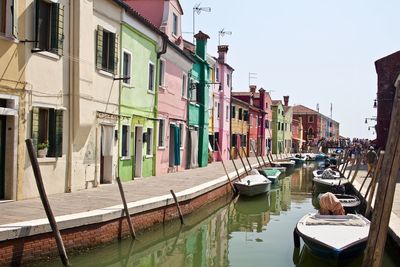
231, 98, 249, 158
282, 96, 293, 153
271, 100, 284, 154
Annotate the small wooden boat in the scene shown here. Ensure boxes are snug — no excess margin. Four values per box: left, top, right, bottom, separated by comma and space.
270, 160, 295, 169
296, 213, 370, 258
313, 169, 341, 178
313, 177, 348, 193
234, 175, 272, 197
317, 194, 361, 214
258, 168, 281, 183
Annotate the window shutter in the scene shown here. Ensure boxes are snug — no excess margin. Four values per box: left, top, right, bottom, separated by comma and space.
56, 4, 64, 55
114, 33, 119, 74
55, 110, 63, 157
31, 107, 40, 150
34, 0, 40, 46
12, 0, 18, 38
96, 25, 104, 70
50, 3, 59, 53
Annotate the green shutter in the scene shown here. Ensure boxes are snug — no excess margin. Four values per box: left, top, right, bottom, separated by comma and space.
50, 3, 59, 53
55, 110, 63, 157
34, 0, 40, 46
12, 0, 18, 38
96, 25, 104, 69
57, 4, 64, 55
31, 107, 40, 150
114, 33, 119, 74
47, 109, 56, 156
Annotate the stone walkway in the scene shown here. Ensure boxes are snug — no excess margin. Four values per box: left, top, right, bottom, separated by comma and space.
0, 157, 259, 226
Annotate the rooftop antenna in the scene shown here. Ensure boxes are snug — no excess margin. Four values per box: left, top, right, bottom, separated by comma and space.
248, 72, 257, 86
316, 103, 320, 113
218, 28, 232, 45
193, 3, 211, 43
330, 103, 333, 119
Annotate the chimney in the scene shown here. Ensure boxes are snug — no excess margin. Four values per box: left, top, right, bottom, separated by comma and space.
249, 85, 257, 94
194, 31, 210, 60
259, 87, 266, 110
218, 45, 229, 63
283, 96, 289, 106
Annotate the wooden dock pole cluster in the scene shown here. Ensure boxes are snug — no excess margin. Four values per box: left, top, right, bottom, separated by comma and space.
362, 86, 400, 267
216, 142, 237, 194
25, 139, 70, 266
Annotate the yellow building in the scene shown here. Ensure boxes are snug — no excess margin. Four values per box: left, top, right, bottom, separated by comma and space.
231, 98, 249, 158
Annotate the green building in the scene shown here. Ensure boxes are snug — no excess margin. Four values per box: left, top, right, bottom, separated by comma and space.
118, 15, 161, 180
271, 100, 285, 154
185, 31, 211, 168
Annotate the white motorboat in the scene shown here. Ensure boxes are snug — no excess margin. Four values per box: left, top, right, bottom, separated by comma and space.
295, 213, 370, 258
313, 177, 349, 192
234, 174, 272, 197
313, 169, 341, 178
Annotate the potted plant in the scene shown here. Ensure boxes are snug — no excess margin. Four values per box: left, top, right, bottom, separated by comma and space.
37, 141, 49, 158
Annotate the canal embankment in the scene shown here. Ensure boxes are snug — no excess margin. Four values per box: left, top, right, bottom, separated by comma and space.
0, 157, 260, 266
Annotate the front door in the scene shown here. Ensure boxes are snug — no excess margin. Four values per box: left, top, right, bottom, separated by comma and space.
134, 126, 143, 177
0, 116, 6, 199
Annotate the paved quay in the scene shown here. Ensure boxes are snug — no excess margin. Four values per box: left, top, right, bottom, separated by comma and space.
0, 157, 259, 240
343, 164, 400, 246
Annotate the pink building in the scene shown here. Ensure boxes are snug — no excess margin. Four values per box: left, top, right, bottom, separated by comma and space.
209, 45, 234, 161
125, 0, 194, 174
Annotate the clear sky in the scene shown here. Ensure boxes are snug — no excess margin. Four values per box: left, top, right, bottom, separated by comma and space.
180, 0, 400, 139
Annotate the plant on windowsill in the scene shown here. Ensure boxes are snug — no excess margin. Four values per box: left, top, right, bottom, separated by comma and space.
37, 141, 49, 158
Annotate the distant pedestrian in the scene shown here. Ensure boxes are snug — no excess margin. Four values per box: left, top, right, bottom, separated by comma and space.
366, 146, 377, 175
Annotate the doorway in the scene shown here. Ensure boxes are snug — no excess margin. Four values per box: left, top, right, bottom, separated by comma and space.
134, 126, 143, 177
100, 125, 114, 184
0, 116, 5, 199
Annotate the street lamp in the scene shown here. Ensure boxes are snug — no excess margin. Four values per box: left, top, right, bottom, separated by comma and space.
193, 4, 211, 43
218, 28, 232, 45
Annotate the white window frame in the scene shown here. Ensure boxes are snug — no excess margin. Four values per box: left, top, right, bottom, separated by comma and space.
148, 61, 155, 93
172, 13, 178, 36
226, 105, 229, 121
121, 124, 131, 159
122, 49, 132, 86
146, 127, 153, 156
179, 123, 184, 149
0, 0, 16, 38
158, 118, 166, 149
159, 58, 166, 89
182, 73, 187, 98
216, 67, 219, 82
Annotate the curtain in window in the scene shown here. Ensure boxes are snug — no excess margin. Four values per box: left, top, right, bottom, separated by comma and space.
101, 125, 114, 156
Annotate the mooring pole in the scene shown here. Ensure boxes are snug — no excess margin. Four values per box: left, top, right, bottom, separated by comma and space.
170, 190, 184, 225
250, 142, 262, 168
25, 139, 69, 266
363, 86, 400, 267
242, 147, 253, 170
350, 155, 362, 184
364, 151, 385, 217
236, 147, 249, 175
216, 142, 237, 193
229, 147, 241, 181
116, 177, 136, 239
259, 152, 267, 167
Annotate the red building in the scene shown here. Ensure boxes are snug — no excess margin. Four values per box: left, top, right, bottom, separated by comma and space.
374, 51, 400, 149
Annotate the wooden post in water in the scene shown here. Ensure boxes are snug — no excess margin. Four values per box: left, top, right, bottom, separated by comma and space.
363, 86, 400, 267
25, 139, 69, 266
236, 147, 249, 175
350, 155, 362, 184
229, 147, 241, 181
216, 142, 237, 193
116, 177, 136, 239
250, 143, 262, 168
364, 151, 385, 217
242, 147, 253, 170
259, 152, 268, 167
170, 190, 184, 225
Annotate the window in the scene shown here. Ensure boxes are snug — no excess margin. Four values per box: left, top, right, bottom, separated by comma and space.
308, 116, 314, 123
258, 117, 262, 128
227, 73, 230, 87
238, 108, 243, 120
31, 107, 63, 157
122, 50, 131, 84
35, 0, 64, 55
96, 26, 118, 74
209, 134, 215, 150
216, 67, 219, 82
182, 73, 187, 97
249, 114, 252, 127
1, 0, 18, 38
158, 119, 165, 148
190, 80, 198, 102
241, 135, 247, 147
172, 13, 178, 35
121, 125, 130, 157
146, 128, 153, 156
179, 123, 184, 148
226, 105, 229, 120
148, 62, 155, 91
243, 110, 249, 122
265, 120, 269, 129
217, 103, 220, 118
231, 106, 236, 119
159, 59, 165, 87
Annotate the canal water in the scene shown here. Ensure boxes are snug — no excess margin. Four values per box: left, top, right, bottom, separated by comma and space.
37, 163, 398, 267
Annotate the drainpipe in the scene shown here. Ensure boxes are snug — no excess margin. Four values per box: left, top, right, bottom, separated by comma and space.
66, 0, 74, 193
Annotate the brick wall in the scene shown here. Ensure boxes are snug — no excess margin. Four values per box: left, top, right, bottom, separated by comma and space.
0, 183, 233, 266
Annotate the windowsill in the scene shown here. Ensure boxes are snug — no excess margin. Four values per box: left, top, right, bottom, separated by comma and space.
145, 155, 153, 159
0, 34, 18, 43
33, 50, 61, 60
180, 147, 184, 151
120, 156, 131, 161
97, 69, 115, 78
181, 96, 188, 100
158, 146, 166, 150
37, 157, 57, 163
147, 90, 155, 95
159, 85, 166, 91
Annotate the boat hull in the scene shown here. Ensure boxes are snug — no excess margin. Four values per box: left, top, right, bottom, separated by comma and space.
313, 177, 348, 193
234, 182, 271, 197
